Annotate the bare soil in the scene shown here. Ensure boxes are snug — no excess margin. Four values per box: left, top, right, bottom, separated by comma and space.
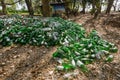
0, 13, 120, 80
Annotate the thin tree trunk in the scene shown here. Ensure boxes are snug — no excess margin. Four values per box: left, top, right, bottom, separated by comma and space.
25, 0, 34, 15
113, 0, 118, 11
73, 0, 76, 10
91, 1, 95, 15
1, 0, 7, 15
42, 0, 50, 17
106, 0, 114, 14
94, 0, 101, 19
81, 0, 86, 14
64, 0, 70, 17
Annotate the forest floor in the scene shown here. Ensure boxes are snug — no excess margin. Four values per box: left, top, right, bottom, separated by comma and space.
0, 13, 120, 80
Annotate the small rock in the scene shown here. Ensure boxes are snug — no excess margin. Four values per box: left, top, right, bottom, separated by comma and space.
10, 65, 15, 68
43, 51, 46, 53
72, 70, 79, 76
13, 55, 20, 59
0, 68, 3, 73
13, 56, 17, 59
13, 51, 17, 54
17, 55, 20, 57
117, 74, 120, 77
1, 62, 5, 66
0, 74, 4, 77
28, 50, 32, 53
63, 73, 72, 78
3, 72, 7, 75
0, 53, 2, 56
49, 71, 53, 75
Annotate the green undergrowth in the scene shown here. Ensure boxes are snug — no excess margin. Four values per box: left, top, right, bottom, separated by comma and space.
0, 15, 118, 72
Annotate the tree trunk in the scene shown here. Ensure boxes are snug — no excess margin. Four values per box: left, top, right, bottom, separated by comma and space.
113, 0, 118, 11
106, 0, 114, 14
73, 0, 76, 10
25, 0, 34, 15
42, 0, 50, 17
94, 0, 101, 19
81, 0, 86, 14
63, 0, 71, 17
91, 0, 95, 15
1, 0, 7, 15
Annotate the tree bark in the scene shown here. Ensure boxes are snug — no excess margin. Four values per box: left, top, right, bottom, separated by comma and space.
42, 0, 51, 17
63, 0, 70, 17
6, 0, 22, 5
81, 0, 86, 14
1, 0, 7, 15
106, 0, 114, 14
93, 0, 101, 19
91, 3, 95, 15
73, 0, 76, 10
25, 0, 34, 15
113, 0, 118, 11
